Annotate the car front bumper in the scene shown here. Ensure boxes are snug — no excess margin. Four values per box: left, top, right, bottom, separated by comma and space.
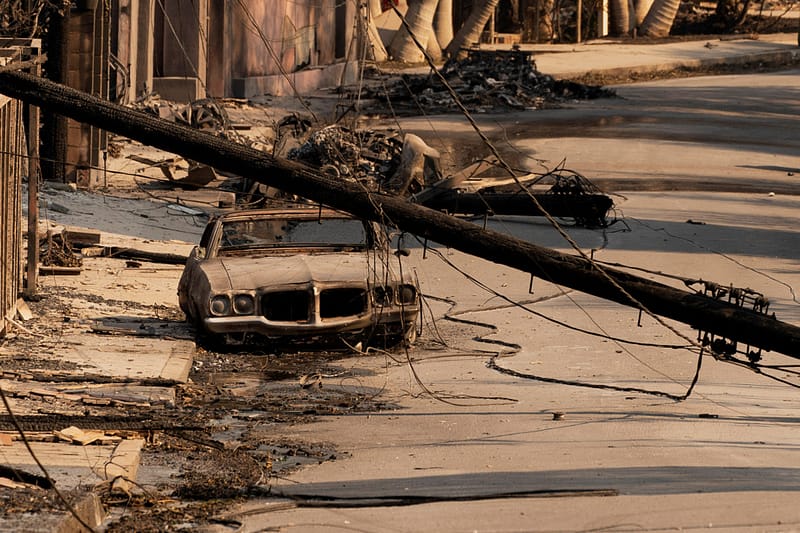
203, 305, 418, 338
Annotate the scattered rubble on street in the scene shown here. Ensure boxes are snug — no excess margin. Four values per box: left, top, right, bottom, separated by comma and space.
0, 221, 386, 531
359, 48, 616, 115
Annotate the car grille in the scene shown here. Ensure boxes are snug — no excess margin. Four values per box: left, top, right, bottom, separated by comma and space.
262, 290, 311, 322
320, 288, 367, 319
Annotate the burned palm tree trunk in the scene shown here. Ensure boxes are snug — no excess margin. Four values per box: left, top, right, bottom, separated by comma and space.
2, 69, 800, 357
389, 0, 439, 62
421, 191, 613, 226
639, 0, 681, 37
446, 0, 502, 57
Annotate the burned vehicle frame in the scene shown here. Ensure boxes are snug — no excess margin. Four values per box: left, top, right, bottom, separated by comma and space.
178, 207, 420, 349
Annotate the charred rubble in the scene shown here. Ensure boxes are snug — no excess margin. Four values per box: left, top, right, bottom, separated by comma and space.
281, 125, 613, 226
122, 72, 613, 225
133, 97, 229, 134
360, 48, 615, 115
286, 125, 405, 190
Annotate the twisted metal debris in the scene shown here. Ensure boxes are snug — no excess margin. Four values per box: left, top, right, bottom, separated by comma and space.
287, 125, 404, 190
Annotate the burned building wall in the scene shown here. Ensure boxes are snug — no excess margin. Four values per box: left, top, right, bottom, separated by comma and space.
66, 5, 110, 187
228, 0, 358, 97
152, 0, 208, 101
0, 39, 41, 335
147, 0, 358, 100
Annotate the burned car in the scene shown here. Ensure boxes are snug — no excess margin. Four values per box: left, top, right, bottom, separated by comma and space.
178, 208, 420, 349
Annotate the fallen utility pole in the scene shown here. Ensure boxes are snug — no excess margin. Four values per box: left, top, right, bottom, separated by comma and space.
2, 70, 800, 357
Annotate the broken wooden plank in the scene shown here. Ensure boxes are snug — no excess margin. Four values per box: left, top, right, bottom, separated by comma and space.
169, 189, 236, 209
178, 164, 218, 188
62, 227, 101, 246
93, 439, 144, 495
54, 426, 111, 446
0, 477, 30, 489
15, 299, 33, 321
58, 384, 176, 407
39, 265, 81, 276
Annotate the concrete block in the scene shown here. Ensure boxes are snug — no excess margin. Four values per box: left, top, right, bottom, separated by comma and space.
152, 76, 203, 102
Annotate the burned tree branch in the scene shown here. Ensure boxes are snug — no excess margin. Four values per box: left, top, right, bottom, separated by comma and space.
2, 70, 800, 357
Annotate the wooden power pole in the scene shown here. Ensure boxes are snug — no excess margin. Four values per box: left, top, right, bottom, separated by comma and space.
2, 70, 799, 357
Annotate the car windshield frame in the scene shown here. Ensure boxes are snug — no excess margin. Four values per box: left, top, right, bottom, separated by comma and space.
209, 213, 377, 257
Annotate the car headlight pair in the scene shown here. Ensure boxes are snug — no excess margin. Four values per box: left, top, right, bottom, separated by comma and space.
209, 293, 255, 316
372, 284, 417, 307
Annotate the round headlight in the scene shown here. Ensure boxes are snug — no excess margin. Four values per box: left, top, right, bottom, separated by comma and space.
373, 286, 393, 306
209, 295, 232, 316
397, 284, 417, 305
233, 294, 255, 315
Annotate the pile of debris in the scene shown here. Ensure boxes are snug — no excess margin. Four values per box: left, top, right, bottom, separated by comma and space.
40, 231, 82, 269
286, 125, 405, 189
361, 48, 615, 114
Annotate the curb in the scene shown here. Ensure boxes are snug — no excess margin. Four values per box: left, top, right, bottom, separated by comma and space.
551, 49, 800, 80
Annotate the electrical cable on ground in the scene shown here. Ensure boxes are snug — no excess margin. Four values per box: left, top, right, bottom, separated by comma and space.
388, 4, 705, 363
418, 244, 705, 400
422, 244, 691, 350
393, 243, 518, 406
627, 214, 800, 305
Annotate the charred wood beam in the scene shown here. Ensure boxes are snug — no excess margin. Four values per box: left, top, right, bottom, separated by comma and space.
97, 246, 188, 265
2, 70, 800, 357
0, 414, 204, 432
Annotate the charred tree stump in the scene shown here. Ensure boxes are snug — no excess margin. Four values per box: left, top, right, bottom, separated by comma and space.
2, 70, 800, 357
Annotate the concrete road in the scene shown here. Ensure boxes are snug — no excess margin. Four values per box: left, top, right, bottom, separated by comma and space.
404, 68, 800, 195
220, 72, 800, 531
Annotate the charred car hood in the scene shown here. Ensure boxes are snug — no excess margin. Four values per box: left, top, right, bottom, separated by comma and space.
201, 252, 379, 291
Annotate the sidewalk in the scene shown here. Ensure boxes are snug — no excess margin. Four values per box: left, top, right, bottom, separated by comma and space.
0, 222, 196, 532
491, 32, 800, 78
